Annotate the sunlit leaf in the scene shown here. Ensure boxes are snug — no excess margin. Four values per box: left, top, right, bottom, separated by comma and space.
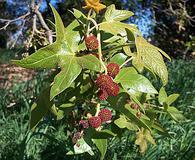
165, 94, 180, 105
50, 56, 82, 100
77, 54, 101, 71
110, 53, 127, 65
115, 67, 158, 94
105, 4, 134, 21
158, 87, 168, 105
167, 106, 186, 122
114, 115, 138, 130
135, 37, 170, 85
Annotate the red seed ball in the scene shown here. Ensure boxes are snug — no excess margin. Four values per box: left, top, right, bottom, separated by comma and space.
107, 82, 120, 97
97, 89, 108, 100
79, 120, 89, 129
96, 74, 113, 90
107, 63, 120, 78
98, 108, 112, 122
85, 34, 99, 50
88, 116, 102, 128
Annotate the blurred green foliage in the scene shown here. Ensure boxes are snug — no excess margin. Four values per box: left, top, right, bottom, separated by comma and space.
0, 59, 194, 160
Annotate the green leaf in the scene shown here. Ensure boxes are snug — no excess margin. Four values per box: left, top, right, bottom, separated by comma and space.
165, 94, 180, 105
77, 55, 101, 72
158, 87, 168, 105
135, 37, 169, 85
59, 103, 75, 108
50, 56, 82, 100
167, 106, 186, 122
115, 67, 158, 94
114, 115, 138, 130
12, 44, 60, 69
100, 21, 141, 36
108, 93, 151, 130
93, 139, 107, 160
65, 20, 86, 53
50, 4, 65, 42
71, 8, 87, 24
30, 87, 53, 130
12, 5, 70, 69
105, 4, 134, 22
110, 53, 127, 65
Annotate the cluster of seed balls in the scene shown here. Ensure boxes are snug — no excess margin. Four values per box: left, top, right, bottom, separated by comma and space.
72, 34, 121, 144
72, 108, 112, 144
85, 33, 121, 100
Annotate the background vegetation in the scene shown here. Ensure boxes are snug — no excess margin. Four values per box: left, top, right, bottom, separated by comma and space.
0, 0, 194, 159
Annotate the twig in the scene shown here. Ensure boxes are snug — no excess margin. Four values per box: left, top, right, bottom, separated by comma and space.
35, 8, 53, 44
88, 17, 107, 74
0, 12, 30, 30
120, 57, 133, 68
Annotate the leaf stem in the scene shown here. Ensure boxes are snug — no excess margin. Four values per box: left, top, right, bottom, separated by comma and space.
120, 57, 133, 68
95, 103, 101, 116
88, 17, 107, 74
86, 9, 92, 36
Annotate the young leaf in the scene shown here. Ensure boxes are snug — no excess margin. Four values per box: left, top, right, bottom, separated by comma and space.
114, 115, 138, 130
135, 128, 156, 153
135, 37, 169, 85
158, 87, 168, 105
93, 139, 107, 160
105, 4, 134, 22
30, 87, 53, 130
50, 56, 82, 100
165, 94, 180, 105
100, 21, 140, 36
70, 8, 87, 24
115, 67, 158, 94
167, 106, 186, 122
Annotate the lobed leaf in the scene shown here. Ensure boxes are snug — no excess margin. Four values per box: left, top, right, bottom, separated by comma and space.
77, 54, 101, 72
115, 67, 158, 94
135, 37, 170, 85
50, 56, 82, 100
105, 4, 134, 22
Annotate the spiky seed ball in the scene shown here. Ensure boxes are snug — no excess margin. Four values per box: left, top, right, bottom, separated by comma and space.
107, 82, 120, 96
97, 89, 108, 100
72, 132, 82, 144
85, 34, 99, 50
107, 63, 120, 78
96, 74, 113, 90
98, 108, 112, 122
88, 116, 102, 128
79, 120, 89, 129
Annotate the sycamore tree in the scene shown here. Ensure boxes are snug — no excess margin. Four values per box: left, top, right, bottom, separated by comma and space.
12, 0, 186, 159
